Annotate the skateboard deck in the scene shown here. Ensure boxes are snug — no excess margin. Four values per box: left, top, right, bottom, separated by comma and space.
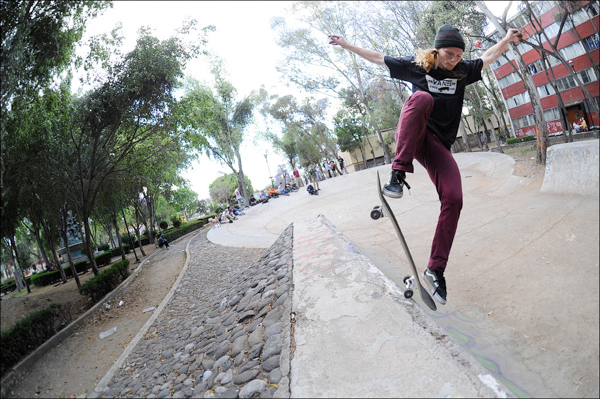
376, 171, 437, 311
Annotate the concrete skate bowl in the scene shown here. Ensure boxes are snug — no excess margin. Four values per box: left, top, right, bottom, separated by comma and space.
541, 140, 599, 196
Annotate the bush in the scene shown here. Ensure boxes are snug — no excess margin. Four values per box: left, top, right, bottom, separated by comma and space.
95, 251, 112, 267
1, 280, 16, 295
523, 135, 535, 142
1, 303, 72, 377
162, 219, 206, 244
159, 220, 168, 230
29, 261, 90, 287
110, 244, 130, 258
97, 243, 110, 251
506, 135, 536, 145
79, 259, 130, 304
30, 270, 61, 287
171, 216, 182, 229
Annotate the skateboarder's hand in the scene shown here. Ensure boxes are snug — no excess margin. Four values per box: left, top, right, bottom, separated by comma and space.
506, 28, 523, 42
329, 35, 349, 49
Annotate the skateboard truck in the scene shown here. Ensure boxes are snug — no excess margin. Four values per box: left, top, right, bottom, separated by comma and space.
402, 275, 415, 299
370, 205, 386, 220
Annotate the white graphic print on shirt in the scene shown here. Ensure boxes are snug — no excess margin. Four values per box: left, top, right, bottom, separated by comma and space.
425, 75, 457, 94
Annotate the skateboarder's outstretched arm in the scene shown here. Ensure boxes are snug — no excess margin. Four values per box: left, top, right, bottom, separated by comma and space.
480, 28, 522, 69
328, 35, 385, 65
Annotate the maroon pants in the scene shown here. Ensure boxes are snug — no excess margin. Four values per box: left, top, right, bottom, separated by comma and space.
391, 91, 462, 272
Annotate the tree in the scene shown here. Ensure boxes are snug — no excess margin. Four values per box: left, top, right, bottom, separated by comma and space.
208, 173, 253, 206
172, 187, 199, 219
42, 27, 204, 275
0, 0, 111, 110
181, 61, 254, 203
271, 1, 392, 163
476, 1, 550, 165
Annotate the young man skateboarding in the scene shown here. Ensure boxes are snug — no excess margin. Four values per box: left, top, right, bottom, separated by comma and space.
329, 25, 521, 305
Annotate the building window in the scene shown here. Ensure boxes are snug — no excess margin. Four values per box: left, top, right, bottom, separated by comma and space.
507, 91, 531, 109
549, 42, 586, 67
499, 71, 520, 89
587, 2, 599, 18
583, 34, 599, 51
543, 107, 560, 122
513, 114, 535, 129
537, 83, 555, 97
528, 59, 545, 75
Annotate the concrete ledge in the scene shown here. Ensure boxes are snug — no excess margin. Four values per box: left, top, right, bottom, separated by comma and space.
541, 140, 599, 196
290, 215, 513, 398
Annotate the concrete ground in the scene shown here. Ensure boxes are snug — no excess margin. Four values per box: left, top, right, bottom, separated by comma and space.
209, 151, 599, 398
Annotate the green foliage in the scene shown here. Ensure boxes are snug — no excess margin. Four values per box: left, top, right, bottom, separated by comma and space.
97, 243, 110, 251
109, 244, 129, 258
1, 0, 111, 109
506, 135, 536, 145
30, 261, 91, 287
171, 187, 199, 219
161, 219, 206, 245
79, 259, 130, 303
1, 303, 72, 377
159, 220, 169, 230
171, 216, 183, 229
180, 62, 254, 200
94, 251, 112, 267
208, 173, 254, 204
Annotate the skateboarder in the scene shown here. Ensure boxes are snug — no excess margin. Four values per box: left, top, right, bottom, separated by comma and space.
329, 25, 521, 305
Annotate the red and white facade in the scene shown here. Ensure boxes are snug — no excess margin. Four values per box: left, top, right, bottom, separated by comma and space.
490, 0, 599, 137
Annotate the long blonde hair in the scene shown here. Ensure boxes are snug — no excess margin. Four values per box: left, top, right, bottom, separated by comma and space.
413, 48, 438, 73
413, 48, 466, 79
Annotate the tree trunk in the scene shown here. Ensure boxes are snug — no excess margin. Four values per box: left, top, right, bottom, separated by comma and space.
113, 211, 126, 261
27, 223, 51, 274
133, 206, 146, 257
490, 114, 504, 152
9, 238, 31, 294
41, 219, 67, 283
476, 1, 550, 165
60, 207, 81, 289
82, 212, 100, 276
460, 120, 472, 152
122, 208, 140, 262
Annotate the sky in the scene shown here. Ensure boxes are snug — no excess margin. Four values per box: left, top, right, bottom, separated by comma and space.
78, 1, 515, 200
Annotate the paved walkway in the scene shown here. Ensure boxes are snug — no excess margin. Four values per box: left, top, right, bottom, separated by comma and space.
209, 151, 599, 398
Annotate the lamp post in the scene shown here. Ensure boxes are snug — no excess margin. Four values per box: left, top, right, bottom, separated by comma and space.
264, 151, 274, 188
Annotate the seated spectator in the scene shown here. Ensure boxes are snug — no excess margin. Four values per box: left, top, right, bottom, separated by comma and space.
278, 182, 290, 196
286, 181, 298, 191
157, 234, 171, 249
579, 117, 588, 132
232, 205, 244, 216
307, 184, 318, 195
259, 190, 269, 204
219, 211, 234, 223
249, 194, 258, 206
224, 208, 238, 221
268, 186, 279, 198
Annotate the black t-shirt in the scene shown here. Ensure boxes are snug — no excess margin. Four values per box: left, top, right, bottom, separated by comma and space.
384, 55, 484, 149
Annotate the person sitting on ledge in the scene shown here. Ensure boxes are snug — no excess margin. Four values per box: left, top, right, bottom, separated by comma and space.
307, 184, 318, 195
259, 190, 269, 204
249, 194, 258, 206
268, 186, 279, 198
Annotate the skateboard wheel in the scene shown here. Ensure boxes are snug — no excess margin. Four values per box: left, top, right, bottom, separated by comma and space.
403, 275, 412, 285
404, 289, 414, 299
370, 209, 381, 220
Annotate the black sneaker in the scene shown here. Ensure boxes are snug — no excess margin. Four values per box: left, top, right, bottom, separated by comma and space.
422, 268, 447, 305
383, 170, 410, 199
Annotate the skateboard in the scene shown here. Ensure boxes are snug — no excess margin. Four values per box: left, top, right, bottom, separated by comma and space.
375, 171, 437, 311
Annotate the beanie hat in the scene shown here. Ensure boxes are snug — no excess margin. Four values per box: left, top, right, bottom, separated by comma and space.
434, 24, 465, 51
